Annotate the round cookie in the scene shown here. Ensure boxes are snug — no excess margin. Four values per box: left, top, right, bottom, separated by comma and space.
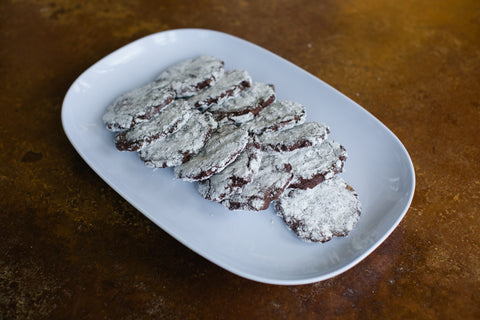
198, 138, 263, 202
103, 81, 175, 131
208, 82, 276, 125
114, 100, 193, 151
272, 140, 347, 190
289, 140, 346, 189
155, 55, 225, 98
174, 124, 249, 181
138, 111, 218, 168
244, 100, 306, 134
258, 122, 329, 152
220, 151, 294, 211
187, 70, 252, 111
275, 177, 361, 243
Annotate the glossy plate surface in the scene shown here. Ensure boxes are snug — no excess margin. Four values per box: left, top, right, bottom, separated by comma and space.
62, 29, 415, 285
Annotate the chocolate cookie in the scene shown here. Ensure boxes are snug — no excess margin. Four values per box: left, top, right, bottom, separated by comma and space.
208, 82, 276, 125
103, 82, 175, 131
187, 70, 252, 111
275, 177, 361, 242
114, 100, 193, 151
198, 137, 263, 202
244, 100, 306, 134
138, 110, 217, 168
220, 151, 294, 211
174, 124, 249, 181
274, 140, 347, 190
258, 122, 330, 152
155, 55, 225, 98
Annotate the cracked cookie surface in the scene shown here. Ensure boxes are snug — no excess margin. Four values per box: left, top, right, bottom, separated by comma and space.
220, 151, 294, 211
103, 82, 175, 131
187, 70, 252, 111
208, 82, 275, 125
244, 100, 306, 134
114, 100, 193, 151
198, 138, 263, 202
258, 122, 329, 152
155, 55, 225, 98
139, 110, 217, 168
174, 124, 249, 181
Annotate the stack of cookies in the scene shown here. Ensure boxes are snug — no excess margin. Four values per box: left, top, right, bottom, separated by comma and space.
103, 55, 361, 243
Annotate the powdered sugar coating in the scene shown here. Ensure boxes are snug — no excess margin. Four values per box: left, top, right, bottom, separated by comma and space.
220, 151, 294, 211
138, 111, 218, 168
187, 70, 252, 110
258, 122, 330, 152
273, 140, 347, 189
174, 124, 249, 181
275, 177, 361, 242
155, 55, 225, 98
198, 138, 263, 202
244, 100, 306, 134
114, 100, 193, 151
208, 82, 276, 124
103, 82, 175, 131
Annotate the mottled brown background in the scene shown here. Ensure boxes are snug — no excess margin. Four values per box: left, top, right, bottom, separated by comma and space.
1, 0, 479, 319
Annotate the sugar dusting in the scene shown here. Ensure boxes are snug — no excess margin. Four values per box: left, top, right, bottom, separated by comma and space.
114, 100, 193, 151
244, 100, 306, 134
208, 82, 275, 124
273, 140, 347, 185
155, 55, 225, 98
198, 137, 263, 202
103, 82, 175, 131
275, 177, 361, 242
174, 124, 249, 181
221, 151, 293, 211
139, 111, 217, 168
187, 70, 252, 110
258, 122, 329, 151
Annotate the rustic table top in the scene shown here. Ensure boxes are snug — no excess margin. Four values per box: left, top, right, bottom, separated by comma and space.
1, 0, 479, 318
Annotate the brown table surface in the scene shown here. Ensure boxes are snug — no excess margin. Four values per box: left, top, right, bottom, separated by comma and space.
1, 0, 479, 318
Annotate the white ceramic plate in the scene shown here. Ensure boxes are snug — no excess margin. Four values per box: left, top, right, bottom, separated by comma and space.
62, 28, 415, 285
